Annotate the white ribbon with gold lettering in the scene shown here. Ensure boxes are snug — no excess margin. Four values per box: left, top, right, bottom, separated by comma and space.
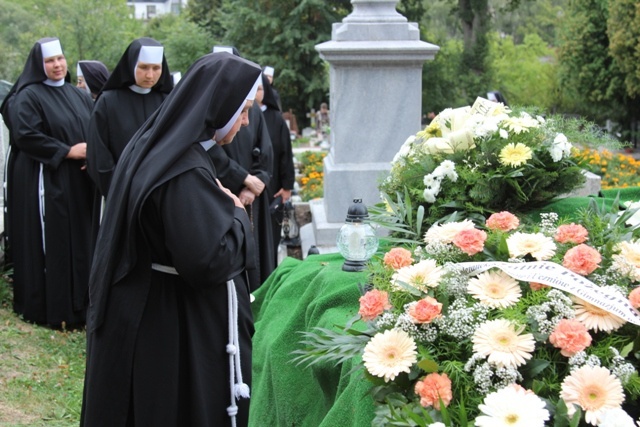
454, 261, 640, 326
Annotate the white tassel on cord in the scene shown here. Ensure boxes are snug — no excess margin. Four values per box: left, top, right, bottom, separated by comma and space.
38, 163, 46, 254
226, 279, 250, 427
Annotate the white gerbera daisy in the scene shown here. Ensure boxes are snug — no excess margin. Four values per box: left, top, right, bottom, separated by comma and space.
597, 408, 636, 427
475, 386, 549, 427
362, 329, 417, 382
472, 319, 535, 368
560, 365, 625, 426
468, 270, 522, 308
391, 259, 443, 292
503, 113, 540, 134
614, 241, 640, 280
572, 296, 626, 333
424, 219, 476, 244
506, 232, 557, 260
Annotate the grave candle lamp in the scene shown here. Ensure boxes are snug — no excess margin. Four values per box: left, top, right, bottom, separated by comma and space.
336, 198, 378, 272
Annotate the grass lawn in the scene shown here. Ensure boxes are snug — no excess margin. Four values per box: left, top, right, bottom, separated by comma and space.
0, 278, 85, 426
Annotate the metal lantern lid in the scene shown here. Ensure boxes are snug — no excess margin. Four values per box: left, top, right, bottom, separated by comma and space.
345, 198, 368, 223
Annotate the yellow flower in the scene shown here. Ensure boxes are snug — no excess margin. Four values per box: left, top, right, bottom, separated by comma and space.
499, 143, 533, 167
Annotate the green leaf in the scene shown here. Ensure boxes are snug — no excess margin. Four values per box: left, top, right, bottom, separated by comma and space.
417, 358, 439, 373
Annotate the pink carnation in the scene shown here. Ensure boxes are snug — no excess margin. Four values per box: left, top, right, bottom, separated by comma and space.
549, 318, 592, 357
529, 282, 549, 291
414, 372, 453, 410
629, 287, 640, 309
554, 223, 589, 244
358, 289, 391, 321
486, 211, 520, 232
383, 247, 414, 270
452, 228, 487, 256
407, 297, 442, 324
562, 244, 602, 276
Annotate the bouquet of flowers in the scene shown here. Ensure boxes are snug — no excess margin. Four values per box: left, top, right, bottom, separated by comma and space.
295, 201, 640, 426
376, 98, 618, 236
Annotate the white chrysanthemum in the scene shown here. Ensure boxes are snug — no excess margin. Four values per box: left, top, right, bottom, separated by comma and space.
392, 136, 415, 163
572, 296, 626, 333
468, 270, 522, 308
506, 232, 556, 260
503, 112, 540, 134
499, 128, 509, 139
597, 408, 636, 427
475, 386, 550, 427
424, 219, 476, 244
428, 423, 446, 427
423, 188, 437, 203
423, 174, 438, 187
392, 259, 444, 292
548, 144, 564, 162
536, 115, 546, 124
472, 319, 535, 368
554, 133, 572, 156
362, 329, 417, 382
561, 365, 625, 426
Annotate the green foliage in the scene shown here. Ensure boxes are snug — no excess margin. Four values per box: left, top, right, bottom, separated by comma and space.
607, 0, 640, 98
145, 14, 216, 74
215, 0, 350, 127
488, 33, 560, 111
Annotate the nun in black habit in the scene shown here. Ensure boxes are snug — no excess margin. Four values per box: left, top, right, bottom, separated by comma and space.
259, 73, 295, 263
0, 37, 94, 327
81, 52, 262, 427
207, 46, 275, 287
76, 60, 110, 99
86, 37, 173, 198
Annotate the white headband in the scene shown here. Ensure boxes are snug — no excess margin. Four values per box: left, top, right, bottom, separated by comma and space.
213, 46, 234, 54
214, 75, 261, 142
138, 46, 164, 64
263, 66, 274, 77
41, 40, 63, 59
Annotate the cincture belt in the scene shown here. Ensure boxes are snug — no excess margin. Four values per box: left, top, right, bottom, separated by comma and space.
151, 263, 178, 275
148, 262, 250, 427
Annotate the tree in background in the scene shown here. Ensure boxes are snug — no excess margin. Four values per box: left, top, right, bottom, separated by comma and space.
145, 14, 217, 74
488, 33, 560, 111
27, 0, 142, 78
557, 0, 638, 142
207, 0, 350, 128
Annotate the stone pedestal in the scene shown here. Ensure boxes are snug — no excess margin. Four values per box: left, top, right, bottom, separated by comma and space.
312, 0, 439, 246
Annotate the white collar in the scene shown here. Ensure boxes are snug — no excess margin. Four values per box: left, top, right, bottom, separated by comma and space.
43, 79, 65, 87
129, 85, 152, 94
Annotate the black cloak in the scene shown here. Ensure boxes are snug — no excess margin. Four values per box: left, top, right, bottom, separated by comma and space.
81, 52, 261, 427
86, 37, 173, 197
0, 37, 94, 327
261, 74, 295, 260
77, 60, 109, 97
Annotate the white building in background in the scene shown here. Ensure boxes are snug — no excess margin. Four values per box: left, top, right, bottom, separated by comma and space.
127, 0, 188, 20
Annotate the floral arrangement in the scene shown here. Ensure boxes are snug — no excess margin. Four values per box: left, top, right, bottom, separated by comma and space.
577, 148, 640, 190
296, 151, 326, 201
295, 201, 640, 426
376, 98, 619, 235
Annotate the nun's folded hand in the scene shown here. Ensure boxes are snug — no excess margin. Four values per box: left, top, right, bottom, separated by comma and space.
239, 188, 255, 206
216, 179, 245, 209
243, 174, 265, 196
67, 142, 87, 160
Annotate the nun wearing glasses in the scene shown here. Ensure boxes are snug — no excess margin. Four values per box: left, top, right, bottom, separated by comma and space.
0, 37, 95, 328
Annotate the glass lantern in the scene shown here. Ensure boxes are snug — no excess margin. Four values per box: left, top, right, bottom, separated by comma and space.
336, 199, 379, 272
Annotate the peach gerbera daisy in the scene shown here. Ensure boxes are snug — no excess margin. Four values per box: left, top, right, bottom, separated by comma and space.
467, 270, 522, 309
560, 365, 625, 425
472, 319, 535, 368
506, 232, 556, 260
362, 329, 417, 382
572, 296, 626, 333
424, 219, 476, 244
